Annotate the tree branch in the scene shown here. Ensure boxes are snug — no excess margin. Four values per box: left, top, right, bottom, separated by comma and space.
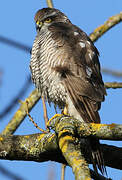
102, 68, 122, 78
0, 35, 31, 53
0, 76, 32, 120
89, 12, 122, 42
2, 89, 41, 135
46, 0, 54, 8
0, 115, 121, 179
0, 133, 121, 170
80, 122, 122, 140
48, 115, 122, 178
0, 164, 25, 180
48, 116, 122, 141
57, 118, 91, 180
105, 82, 122, 89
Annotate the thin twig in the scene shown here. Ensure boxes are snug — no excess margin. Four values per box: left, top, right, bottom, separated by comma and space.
0, 164, 25, 180
105, 82, 122, 89
46, 0, 54, 8
1, 89, 41, 135
47, 163, 56, 180
102, 68, 122, 78
0, 35, 31, 53
0, 76, 31, 119
61, 164, 66, 180
89, 12, 122, 42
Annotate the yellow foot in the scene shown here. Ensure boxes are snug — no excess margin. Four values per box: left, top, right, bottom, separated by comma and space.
47, 114, 62, 127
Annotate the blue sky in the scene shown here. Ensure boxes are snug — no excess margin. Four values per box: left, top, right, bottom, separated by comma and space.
0, 0, 122, 180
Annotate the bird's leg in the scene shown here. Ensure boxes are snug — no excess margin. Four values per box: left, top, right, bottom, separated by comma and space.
47, 113, 63, 127
26, 100, 49, 134
41, 96, 49, 130
47, 105, 69, 127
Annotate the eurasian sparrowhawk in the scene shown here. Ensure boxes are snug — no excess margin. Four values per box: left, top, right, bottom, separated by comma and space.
30, 8, 106, 174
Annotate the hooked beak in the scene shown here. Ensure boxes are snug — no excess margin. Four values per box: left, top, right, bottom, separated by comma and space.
36, 21, 43, 31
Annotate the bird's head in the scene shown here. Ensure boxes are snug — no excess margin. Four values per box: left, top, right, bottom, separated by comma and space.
34, 8, 70, 32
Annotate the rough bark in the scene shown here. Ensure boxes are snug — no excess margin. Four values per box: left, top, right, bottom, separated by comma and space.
0, 133, 121, 170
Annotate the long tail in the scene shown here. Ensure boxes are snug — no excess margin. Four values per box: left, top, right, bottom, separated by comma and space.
89, 138, 107, 175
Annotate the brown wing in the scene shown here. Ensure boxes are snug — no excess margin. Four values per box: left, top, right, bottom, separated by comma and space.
49, 22, 106, 123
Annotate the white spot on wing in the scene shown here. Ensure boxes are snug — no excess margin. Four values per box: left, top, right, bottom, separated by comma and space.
0, 150, 8, 156
86, 66, 92, 77
89, 52, 92, 59
86, 40, 91, 45
74, 32, 79, 36
79, 42, 85, 48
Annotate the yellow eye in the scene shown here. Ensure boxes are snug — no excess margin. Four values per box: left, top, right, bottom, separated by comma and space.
45, 18, 52, 23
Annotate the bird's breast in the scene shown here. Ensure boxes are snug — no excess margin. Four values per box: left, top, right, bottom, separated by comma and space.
30, 30, 67, 108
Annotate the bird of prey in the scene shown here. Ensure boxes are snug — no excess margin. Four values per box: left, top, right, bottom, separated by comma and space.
30, 8, 106, 174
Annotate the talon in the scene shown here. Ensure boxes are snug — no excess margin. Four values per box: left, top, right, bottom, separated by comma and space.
38, 128, 49, 134
47, 114, 62, 127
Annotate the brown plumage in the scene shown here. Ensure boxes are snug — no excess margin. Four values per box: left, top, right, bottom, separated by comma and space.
30, 8, 107, 174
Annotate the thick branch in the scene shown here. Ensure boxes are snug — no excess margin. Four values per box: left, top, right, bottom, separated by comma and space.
89, 12, 122, 42
48, 115, 122, 178
57, 121, 91, 180
78, 122, 122, 140
0, 133, 121, 170
48, 116, 122, 141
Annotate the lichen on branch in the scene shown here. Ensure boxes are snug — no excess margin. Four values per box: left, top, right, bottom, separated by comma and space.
89, 12, 122, 42
48, 115, 122, 141
0, 117, 121, 169
105, 82, 122, 89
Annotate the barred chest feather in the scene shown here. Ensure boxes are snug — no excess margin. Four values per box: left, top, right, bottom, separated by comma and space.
30, 28, 66, 108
